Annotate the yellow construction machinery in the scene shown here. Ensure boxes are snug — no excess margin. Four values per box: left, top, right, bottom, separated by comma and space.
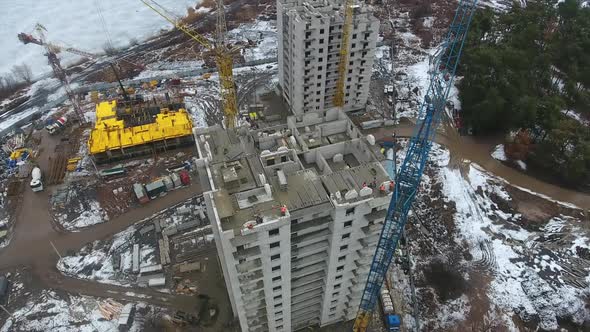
334, 0, 355, 107
141, 0, 239, 129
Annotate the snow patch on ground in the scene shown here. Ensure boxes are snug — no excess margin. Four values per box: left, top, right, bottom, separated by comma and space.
515, 160, 527, 171
561, 109, 590, 126
57, 199, 109, 231
58, 226, 136, 286
135, 60, 205, 79
430, 295, 470, 329
491, 144, 507, 161
439, 159, 589, 329
0, 290, 118, 332
229, 20, 278, 62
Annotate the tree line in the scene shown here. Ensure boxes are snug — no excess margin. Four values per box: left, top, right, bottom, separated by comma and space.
458, 0, 590, 188
0, 64, 33, 101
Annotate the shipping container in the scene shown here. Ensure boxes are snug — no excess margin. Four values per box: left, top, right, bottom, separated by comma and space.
162, 175, 174, 191
179, 170, 191, 186
170, 173, 182, 188
145, 179, 167, 199
133, 183, 150, 204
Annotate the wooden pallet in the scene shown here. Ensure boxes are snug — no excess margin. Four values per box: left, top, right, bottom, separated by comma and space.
47, 153, 67, 185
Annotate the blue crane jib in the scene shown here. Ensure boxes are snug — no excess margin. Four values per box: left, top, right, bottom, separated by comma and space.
352, 0, 479, 330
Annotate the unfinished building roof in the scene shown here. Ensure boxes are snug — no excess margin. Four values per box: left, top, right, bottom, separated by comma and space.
321, 161, 389, 197
196, 108, 390, 232
273, 169, 329, 210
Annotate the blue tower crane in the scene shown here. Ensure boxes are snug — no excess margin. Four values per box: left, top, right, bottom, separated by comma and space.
353, 0, 479, 330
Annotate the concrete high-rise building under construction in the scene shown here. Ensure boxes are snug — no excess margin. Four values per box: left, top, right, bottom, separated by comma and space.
278, 0, 380, 116
195, 109, 392, 331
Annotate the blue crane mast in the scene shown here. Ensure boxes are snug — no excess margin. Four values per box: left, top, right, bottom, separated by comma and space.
353, 0, 479, 330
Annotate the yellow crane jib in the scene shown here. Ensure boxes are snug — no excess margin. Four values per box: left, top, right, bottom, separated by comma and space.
141, 0, 238, 129
334, 0, 355, 108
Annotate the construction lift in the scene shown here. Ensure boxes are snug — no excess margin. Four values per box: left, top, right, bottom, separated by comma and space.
17, 24, 85, 122
18, 25, 136, 103
352, 0, 479, 330
334, 0, 355, 107
141, 0, 239, 129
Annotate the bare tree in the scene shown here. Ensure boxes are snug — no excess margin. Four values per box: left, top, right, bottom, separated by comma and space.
0, 74, 17, 90
102, 42, 118, 56
11, 64, 33, 83
0, 73, 21, 100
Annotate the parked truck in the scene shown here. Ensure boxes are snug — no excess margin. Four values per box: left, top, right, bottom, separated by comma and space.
30, 167, 43, 192
380, 289, 401, 331
45, 116, 68, 135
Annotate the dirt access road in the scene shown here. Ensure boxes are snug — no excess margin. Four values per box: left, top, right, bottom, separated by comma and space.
366, 121, 590, 210
0, 117, 588, 327
0, 129, 207, 314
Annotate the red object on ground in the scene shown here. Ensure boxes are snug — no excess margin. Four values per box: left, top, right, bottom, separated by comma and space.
179, 170, 191, 186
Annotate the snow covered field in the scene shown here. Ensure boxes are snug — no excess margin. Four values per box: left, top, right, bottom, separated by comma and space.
58, 226, 136, 286
53, 194, 109, 231
229, 20, 278, 62
396, 142, 590, 330
0, 290, 130, 332
0, 0, 201, 78
0, 290, 160, 332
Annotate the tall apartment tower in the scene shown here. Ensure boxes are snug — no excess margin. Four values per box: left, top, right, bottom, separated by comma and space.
195, 109, 392, 332
278, 0, 380, 116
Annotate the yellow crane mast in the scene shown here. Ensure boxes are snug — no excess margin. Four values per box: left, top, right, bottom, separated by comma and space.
334, 0, 355, 108
141, 0, 238, 128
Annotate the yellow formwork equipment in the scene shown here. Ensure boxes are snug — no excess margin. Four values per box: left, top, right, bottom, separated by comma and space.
88, 100, 193, 155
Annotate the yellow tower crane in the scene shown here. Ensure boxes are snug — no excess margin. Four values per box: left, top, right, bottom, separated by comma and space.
141, 0, 239, 128
333, 0, 355, 108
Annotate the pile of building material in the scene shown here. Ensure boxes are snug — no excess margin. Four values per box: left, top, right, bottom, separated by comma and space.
158, 234, 171, 265
98, 299, 124, 320
132, 244, 140, 274
118, 303, 135, 329
177, 260, 207, 273
174, 278, 198, 295
1, 133, 25, 153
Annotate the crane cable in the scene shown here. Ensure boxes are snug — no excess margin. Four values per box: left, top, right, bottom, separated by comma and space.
94, 0, 115, 52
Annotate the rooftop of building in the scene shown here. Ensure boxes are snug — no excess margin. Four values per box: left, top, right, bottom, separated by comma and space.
283, 0, 376, 22
195, 108, 391, 234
